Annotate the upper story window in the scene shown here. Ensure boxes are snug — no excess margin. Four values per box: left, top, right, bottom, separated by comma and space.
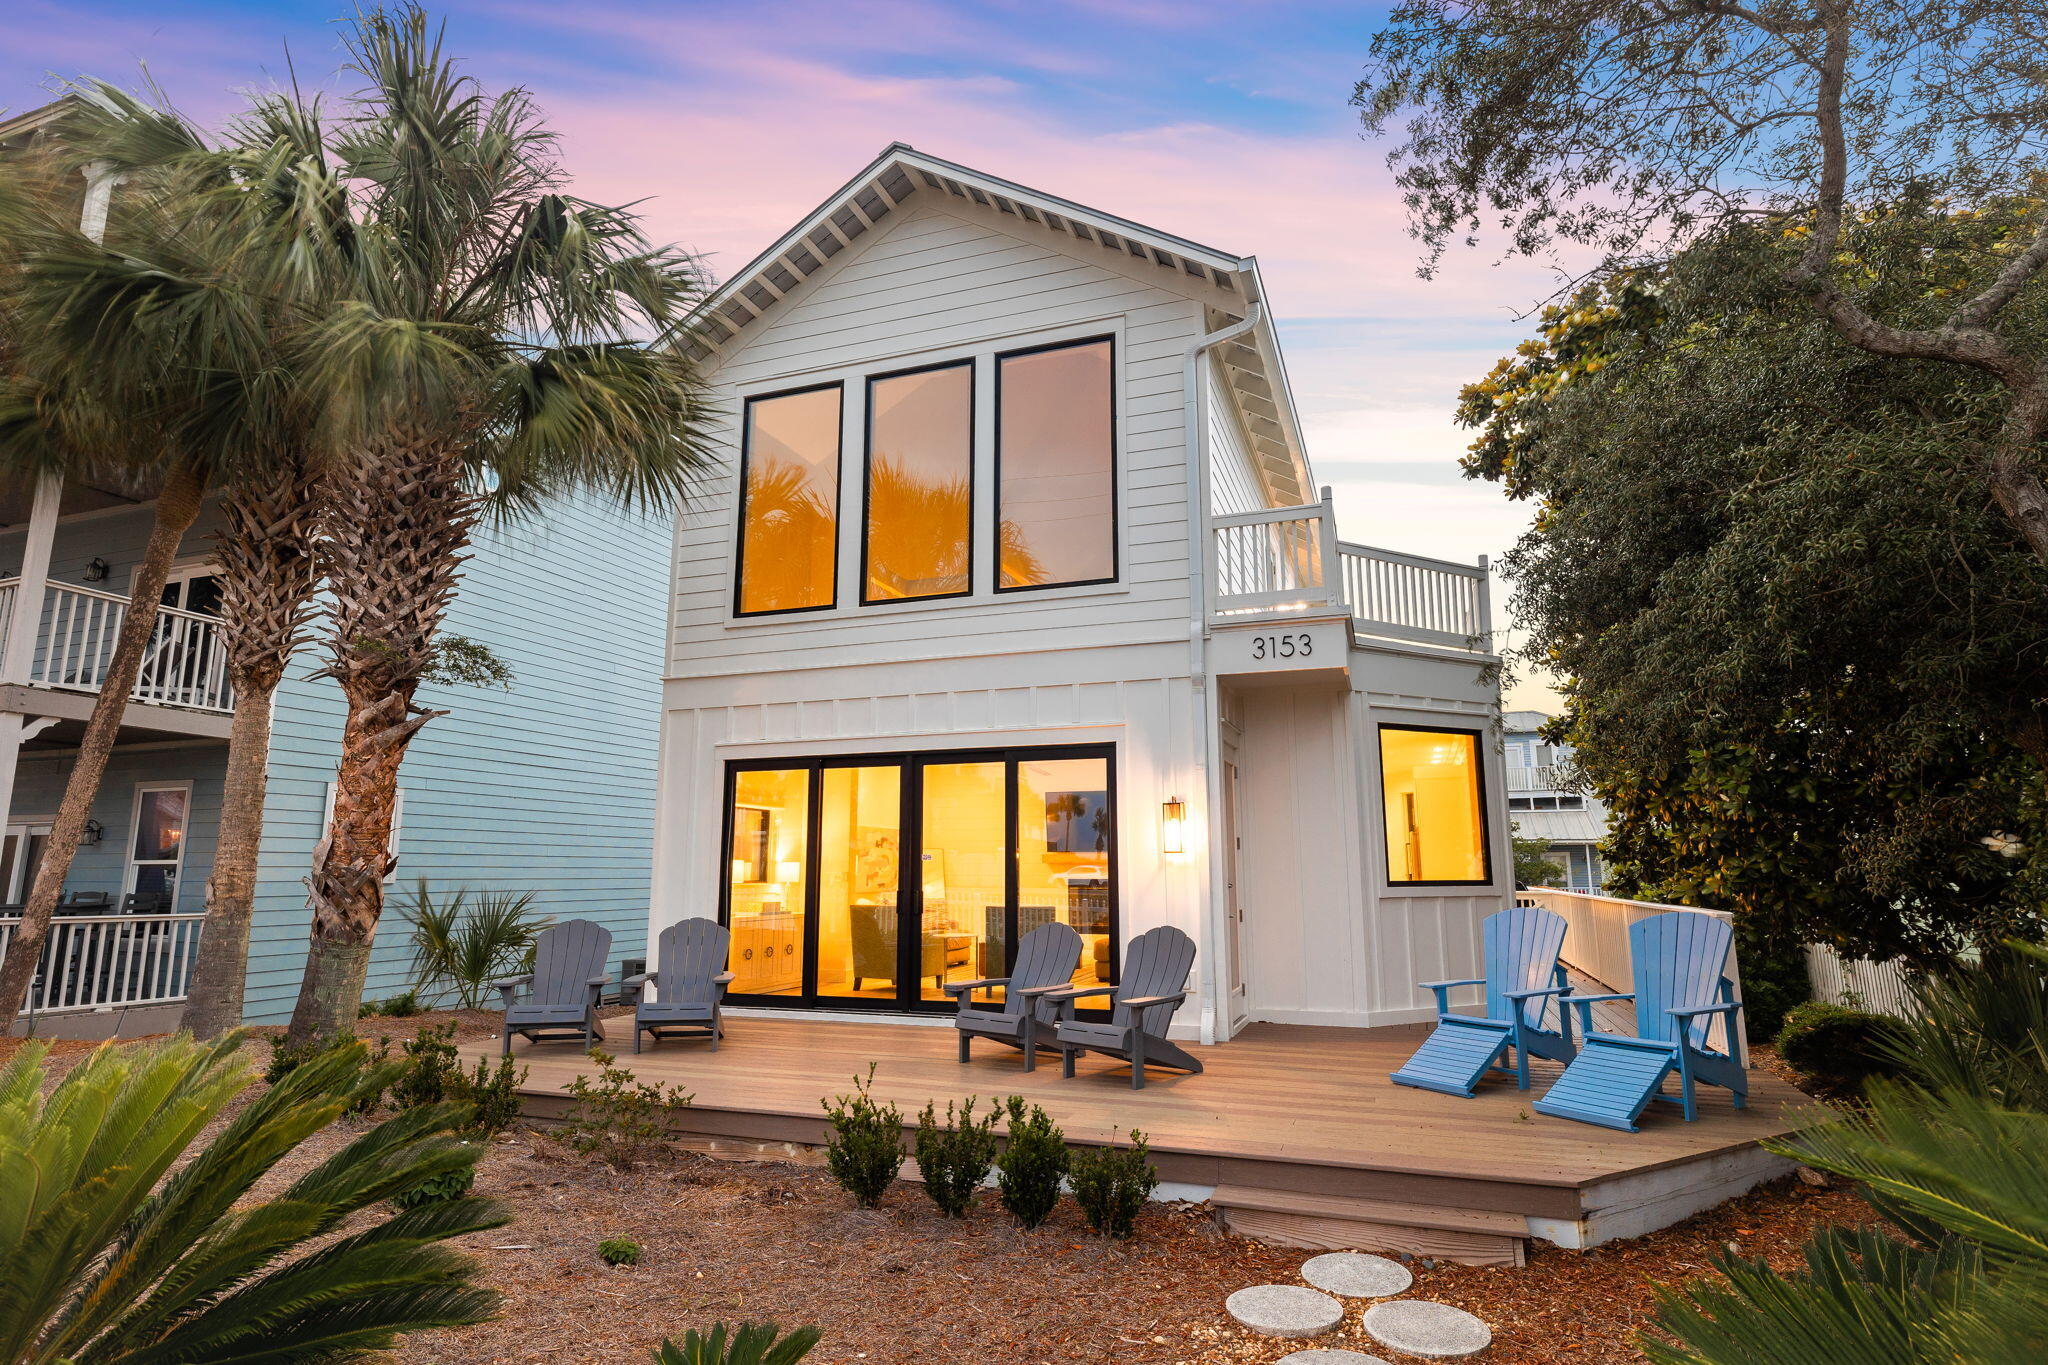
864, 361, 973, 603
996, 337, 1116, 591
736, 384, 842, 615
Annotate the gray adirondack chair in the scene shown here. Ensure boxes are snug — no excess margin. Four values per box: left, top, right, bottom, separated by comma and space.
623, 918, 735, 1053
944, 920, 1083, 1071
495, 918, 612, 1055
1047, 925, 1201, 1090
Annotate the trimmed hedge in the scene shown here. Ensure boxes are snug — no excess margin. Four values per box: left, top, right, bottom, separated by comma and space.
1774, 1000, 1905, 1095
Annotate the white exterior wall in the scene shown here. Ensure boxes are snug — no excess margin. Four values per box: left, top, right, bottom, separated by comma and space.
1205, 358, 1266, 516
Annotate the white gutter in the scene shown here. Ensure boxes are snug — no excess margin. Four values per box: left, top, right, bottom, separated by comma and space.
1183, 302, 1263, 1047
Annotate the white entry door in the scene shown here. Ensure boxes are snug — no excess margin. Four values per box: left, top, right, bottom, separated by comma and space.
0, 822, 53, 905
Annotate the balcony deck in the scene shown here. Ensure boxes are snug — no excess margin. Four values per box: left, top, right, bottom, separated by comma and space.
471, 1012, 1810, 1264
0, 577, 233, 732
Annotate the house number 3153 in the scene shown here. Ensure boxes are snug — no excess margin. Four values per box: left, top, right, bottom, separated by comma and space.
1250, 633, 1313, 660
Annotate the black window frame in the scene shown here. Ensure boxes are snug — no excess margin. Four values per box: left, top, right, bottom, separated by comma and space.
1376, 722, 1495, 889
992, 334, 1120, 594
859, 357, 977, 606
715, 742, 1121, 1016
732, 379, 845, 618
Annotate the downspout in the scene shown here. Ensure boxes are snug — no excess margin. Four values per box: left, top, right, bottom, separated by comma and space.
1183, 302, 1264, 1047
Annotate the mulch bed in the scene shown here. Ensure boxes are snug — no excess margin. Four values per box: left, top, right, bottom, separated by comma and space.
17, 1018, 1872, 1363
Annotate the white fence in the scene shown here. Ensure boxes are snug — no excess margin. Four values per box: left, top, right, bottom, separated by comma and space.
1209, 498, 1491, 650
0, 578, 234, 714
1804, 943, 1919, 1016
1515, 887, 1748, 1065
0, 912, 205, 1015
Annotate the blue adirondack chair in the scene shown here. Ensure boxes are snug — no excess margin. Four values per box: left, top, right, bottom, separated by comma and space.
1389, 905, 1575, 1096
1533, 911, 1747, 1132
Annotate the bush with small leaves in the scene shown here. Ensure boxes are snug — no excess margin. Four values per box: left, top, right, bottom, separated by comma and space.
364, 988, 422, 1017
994, 1095, 1068, 1228
390, 1022, 462, 1109
821, 1064, 904, 1208
653, 1323, 822, 1365
559, 1050, 694, 1169
1069, 1129, 1158, 1238
452, 1052, 527, 1136
599, 1235, 643, 1266
393, 1160, 479, 1209
914, 1096, 999, 1217
1776, 1001, 1907, 1096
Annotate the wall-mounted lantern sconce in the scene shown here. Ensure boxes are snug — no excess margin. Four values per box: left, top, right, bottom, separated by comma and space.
1161, 798, 1187, 856
80, 818, 104, 847
83, 557, 109, 583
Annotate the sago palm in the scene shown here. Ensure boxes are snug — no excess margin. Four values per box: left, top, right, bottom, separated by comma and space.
0, 1031, 507, 1362
278, 4, 715, 1042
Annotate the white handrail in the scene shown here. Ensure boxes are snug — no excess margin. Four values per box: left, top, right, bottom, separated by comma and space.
0, 911, 207, 1014
8, 579, 235, 714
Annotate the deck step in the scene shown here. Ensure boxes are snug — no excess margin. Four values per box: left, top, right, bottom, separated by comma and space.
1209, 1184, 1527, 1268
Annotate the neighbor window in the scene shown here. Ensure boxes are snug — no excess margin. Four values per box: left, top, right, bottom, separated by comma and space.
996, 337, 1115, 589
864, 361, 973, 601
1380, 725, 1490, 885
737, 384, 842, 614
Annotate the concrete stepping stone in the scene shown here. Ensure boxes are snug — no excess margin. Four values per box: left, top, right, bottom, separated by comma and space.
1225, 1284, 1345, 1339
1301, 1251, 1414, 1299
1361, 1300, 1493, 1358
1276, 1351, 1393, 1365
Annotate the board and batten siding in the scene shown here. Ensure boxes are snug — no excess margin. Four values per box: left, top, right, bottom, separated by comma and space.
667, 197, 1237, 681
242, 488, 668, 1021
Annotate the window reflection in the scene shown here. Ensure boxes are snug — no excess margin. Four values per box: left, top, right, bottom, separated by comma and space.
997, 339, 1114, 589
738, 386, 841, 614
1016, 756, 1113, 993
865, 364, 972, 601
817, 765, 903, 998
727, 769, 809, 994
1380, 727, 1489, 884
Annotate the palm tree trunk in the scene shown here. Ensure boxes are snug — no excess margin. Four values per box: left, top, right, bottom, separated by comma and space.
180, 474, 318, 1038
0, 459, 208, 1023
286, 431, 473, 1045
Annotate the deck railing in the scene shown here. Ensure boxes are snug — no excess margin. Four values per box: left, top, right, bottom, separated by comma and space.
0, 911, 206, 1015
0, 578, 234, 714
1209, 495, 1491, 651
1506, 763, 1576, 793
1514, 887, 1748, 1065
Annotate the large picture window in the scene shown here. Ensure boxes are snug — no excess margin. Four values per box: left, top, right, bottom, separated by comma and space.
996, 337, 1116, 590
719, 745, 1118, 1012
736, 384, 842, 615
864, 361, 973, 602
1379, 725, 1491, 886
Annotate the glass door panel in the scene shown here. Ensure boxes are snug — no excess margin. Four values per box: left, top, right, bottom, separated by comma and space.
816, 764, 903, 1001
1016, 756, 1113, 991
726, 769, 810, 996
917, 760, 1006, 1003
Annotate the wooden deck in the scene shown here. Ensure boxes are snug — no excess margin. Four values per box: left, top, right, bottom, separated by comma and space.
471, 1013, 1812, 1264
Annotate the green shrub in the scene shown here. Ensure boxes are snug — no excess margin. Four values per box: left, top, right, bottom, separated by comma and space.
994, 1096, 1068, 1228
453, 1052, 527, 1136
559, 1050, 694, 1169
1069, 1129, 1158, 1238
652, 1323, 821, 1364
390, 1022, 462, 1109
913, 1096, 999, 1217
265, 1031, 391, 1114
393, 1161, 478, 1209
364, 988, 422, 1018
599, 1235, 643, 1266
1775, 1001, 1907, 1095
820, 1064, 904, 1208
1733, 915, 1812, 1042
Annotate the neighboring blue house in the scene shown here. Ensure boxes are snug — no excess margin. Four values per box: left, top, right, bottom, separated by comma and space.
0, 479, 665, 1029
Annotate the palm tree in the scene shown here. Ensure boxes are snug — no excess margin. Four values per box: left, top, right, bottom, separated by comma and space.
0, 1031, 506, 1361
0, 89, 332, 1035
0, 118, 260, 1023
282, 5, 714, 1042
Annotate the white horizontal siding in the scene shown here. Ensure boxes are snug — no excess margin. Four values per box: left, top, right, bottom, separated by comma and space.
1206, 358, 1265, 515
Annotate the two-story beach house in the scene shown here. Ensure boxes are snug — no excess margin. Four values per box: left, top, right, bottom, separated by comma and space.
1, 91, 663, 1038
1506, 710, 1612, 892
650, 146, 1511, 1042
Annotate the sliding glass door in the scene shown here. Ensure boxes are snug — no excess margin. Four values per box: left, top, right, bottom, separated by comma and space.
718, 745, 1117, 1012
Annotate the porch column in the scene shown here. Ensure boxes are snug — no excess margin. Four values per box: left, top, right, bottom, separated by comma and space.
0, 714, 60, 860
0, 472, 63, 687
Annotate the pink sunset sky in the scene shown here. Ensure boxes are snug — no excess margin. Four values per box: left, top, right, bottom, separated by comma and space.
5, 0, 1573, 708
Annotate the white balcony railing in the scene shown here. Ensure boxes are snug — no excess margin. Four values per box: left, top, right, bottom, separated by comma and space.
0, 911, 206, 1015
1506, 763, 1576, 793
1209, 495, 1491, 651
0, 578, 234, 714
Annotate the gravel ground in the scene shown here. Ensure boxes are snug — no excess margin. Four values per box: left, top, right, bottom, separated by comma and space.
7, 1019, 1872, 1364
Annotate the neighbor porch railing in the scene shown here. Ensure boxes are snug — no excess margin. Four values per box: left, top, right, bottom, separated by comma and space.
0, 577, 234, 714
1209, 492, 1491, 650
1514, 886, 1748, 1066
0, 911, 206, 1015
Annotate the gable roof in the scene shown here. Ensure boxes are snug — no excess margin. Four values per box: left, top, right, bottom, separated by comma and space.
689, 144, 1315, 506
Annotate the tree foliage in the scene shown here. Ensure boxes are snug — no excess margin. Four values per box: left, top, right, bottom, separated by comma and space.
1460, 210, 2048, 965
